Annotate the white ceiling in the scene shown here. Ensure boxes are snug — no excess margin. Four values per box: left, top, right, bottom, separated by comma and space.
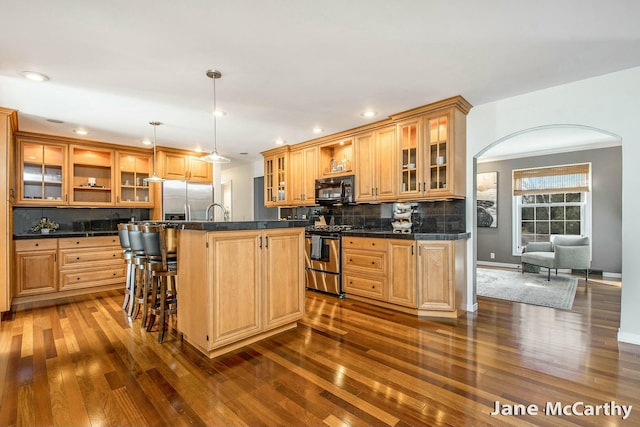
1, 1, 638, 168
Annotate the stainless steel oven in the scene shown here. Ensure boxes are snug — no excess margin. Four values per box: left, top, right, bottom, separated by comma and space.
304, 225, 351, 297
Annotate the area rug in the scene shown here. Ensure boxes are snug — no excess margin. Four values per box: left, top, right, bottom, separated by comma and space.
476, 268, 578, 310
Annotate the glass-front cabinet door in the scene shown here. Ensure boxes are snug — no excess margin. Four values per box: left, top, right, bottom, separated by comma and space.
426, 114, 449, 194
116, 152, 153, 206
398, 119, 421, 199
263, 147, 289, 207
17, 139, 68, 205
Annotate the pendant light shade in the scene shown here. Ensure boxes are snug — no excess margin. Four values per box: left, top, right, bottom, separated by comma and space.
202, 69, 231, 164
144, 121, 165, 182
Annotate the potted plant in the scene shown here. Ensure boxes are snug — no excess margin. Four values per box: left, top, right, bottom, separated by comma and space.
31, 217, 59, 234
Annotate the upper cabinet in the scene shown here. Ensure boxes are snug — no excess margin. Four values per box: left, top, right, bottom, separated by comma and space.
158, 151, 213, 182
354, 125, 397, 202
69, 145, 115, 206
289, 146, 318, 206
263, 146, 289, 207
16, 136, 68, 205
259, 96, 470, 206
116, 151, 153, 206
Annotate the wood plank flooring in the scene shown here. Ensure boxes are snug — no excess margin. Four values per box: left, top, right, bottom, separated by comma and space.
1, 273, 639, 426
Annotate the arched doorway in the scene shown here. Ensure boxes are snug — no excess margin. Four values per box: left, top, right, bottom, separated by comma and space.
471, 124, 622, 307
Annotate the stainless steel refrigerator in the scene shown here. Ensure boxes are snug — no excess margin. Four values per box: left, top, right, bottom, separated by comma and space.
162, 180, 213, 220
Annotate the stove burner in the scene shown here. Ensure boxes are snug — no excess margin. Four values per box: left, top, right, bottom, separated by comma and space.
305, 225, 353, 233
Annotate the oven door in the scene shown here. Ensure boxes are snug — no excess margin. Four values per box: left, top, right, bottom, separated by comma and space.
304, 236, 340, 273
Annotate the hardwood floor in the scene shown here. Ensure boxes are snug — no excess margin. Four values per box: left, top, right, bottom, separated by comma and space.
1, 275, 639, 426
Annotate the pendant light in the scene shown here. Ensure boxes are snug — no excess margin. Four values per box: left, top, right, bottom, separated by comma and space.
201, 69, 231, 163
144, 121, 165, 182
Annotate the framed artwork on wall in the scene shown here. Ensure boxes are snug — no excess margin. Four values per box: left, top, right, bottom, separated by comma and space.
477, 171, 498, 228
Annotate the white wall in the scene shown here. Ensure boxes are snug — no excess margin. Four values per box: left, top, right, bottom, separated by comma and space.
220, 162, 255, 221
466, 67, 640, 345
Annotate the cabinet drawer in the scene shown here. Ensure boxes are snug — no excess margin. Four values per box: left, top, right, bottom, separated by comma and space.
59, 247, 123, 269
59, 265, 126, 291
58, 235, 120, 249
342, 236, 385, 250
343, 273, 385, 300
343, 249, 386, 274
15, 238, 58, 252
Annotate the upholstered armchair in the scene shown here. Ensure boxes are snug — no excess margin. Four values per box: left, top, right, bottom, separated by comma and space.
521, 235, 591, 282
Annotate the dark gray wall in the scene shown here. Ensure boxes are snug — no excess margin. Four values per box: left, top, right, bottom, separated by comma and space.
477, 146, 622, 273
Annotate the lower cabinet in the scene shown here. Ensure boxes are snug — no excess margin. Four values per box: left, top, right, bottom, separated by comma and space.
14, 239, 58, 296
343, 237, 415, 308
342, 236, 466, 317
58, 235, 125, 291
13, 235, 125, 301
177, 228, 305, 358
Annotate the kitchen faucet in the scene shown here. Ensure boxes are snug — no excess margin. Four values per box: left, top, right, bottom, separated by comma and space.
206, 203, 229, 222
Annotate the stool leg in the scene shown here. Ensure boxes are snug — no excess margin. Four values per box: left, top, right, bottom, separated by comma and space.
127, 263, 136, 316
146, 272, 159, 332
157, 276, 167, 343
132, 265, 144, 320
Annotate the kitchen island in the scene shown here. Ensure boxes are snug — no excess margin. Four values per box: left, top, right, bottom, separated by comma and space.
175, 221, 306, 358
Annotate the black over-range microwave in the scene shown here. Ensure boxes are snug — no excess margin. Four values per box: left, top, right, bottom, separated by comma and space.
315, 175, 355, 205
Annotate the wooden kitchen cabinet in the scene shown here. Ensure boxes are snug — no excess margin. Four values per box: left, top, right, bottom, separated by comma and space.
14, 239, 58, 297
262, 146, 289, 207
289, 146, 318, 206
69, 145, 115, 205
116, 151, 153, 206
354, 126, 397, 202
158, 150, 213, 182
58, 235, 125, 291
397, 118, 422, 199
387, 239, 416, 307
177, 227, 305, 358
16, 137, 68, 205
416, 240, 466, 317
343, 237, 416, 306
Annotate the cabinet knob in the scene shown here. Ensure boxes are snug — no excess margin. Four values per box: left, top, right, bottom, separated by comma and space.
371, 261, 375, 265
349, 259, 353, 262
35, 243, 39, 247
77, 277, 81, 281
372, 285, 376, 289
371, 243, 376, 246
76, 257, 81, 260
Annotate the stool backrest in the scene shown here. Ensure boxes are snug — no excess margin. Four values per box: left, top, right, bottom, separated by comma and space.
126, 224, 145, 252
142, 225, 177, 267
117, 223, 131, 249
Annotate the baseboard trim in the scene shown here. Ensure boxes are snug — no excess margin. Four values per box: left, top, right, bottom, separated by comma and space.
466, 302, 478, 312
618, 330, 640, 346
476, 261, 521, 269
603, 272, 622, 279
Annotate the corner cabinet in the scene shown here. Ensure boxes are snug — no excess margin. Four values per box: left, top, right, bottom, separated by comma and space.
262, 146, 290, 207
177, 227, 305, 359
16, 137, 68, 205
116, 151, 154, 206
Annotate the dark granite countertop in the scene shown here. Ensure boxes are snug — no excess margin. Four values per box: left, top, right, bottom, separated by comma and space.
167, 220, 309, 231
14, 230, 119, 240
341, 230, 471, 241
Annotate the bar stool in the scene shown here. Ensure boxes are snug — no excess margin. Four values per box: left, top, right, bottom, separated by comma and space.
141, 224, 178, 343
117, 223, 134, 313
127, 224, 149, 320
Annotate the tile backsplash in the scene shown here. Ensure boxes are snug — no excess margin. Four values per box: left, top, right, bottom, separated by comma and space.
284, 199, 466, 233
13, 207, 150, 235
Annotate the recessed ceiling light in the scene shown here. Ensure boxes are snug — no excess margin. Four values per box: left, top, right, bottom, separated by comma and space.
46, 118, 64, 124
213, 110, 227, 117
73, 129, 88, 136
361, 110, 377, 118
274, 138, 286, 145
240, 152, 248, 155
312, 127, 324, 134
142, 139, 152, 146
20, 71, 49, 82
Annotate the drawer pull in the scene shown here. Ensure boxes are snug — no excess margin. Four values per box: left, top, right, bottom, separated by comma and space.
77, 257, 81, 260
372, 243, 375, 246
371, 261, 375, 265
77, 277, 81, 281
35, 243, 39, 247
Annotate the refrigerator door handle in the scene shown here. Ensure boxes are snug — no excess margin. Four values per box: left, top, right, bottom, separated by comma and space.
186, 203, 191, 221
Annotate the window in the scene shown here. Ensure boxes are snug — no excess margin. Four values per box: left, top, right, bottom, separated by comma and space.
512, 163, 591, 255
